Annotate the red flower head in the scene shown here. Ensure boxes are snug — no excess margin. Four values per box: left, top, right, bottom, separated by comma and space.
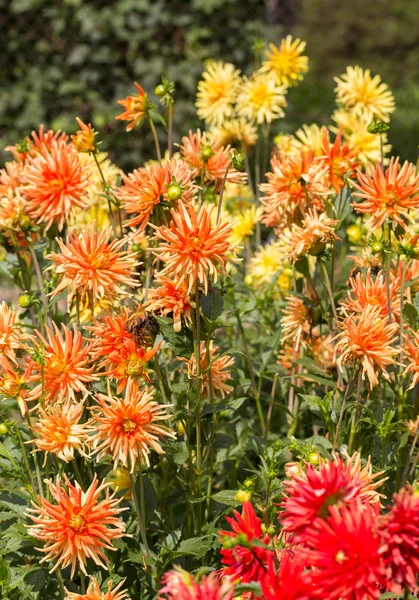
219, 502, 273, 586
262, 552, 312, 600
378, 485, 419, 592
301, 502, 395, 600
280, 454, 384, 542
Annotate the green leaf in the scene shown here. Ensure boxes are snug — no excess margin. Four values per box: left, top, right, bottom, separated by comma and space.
211, 490, 240, 506
200, 286, 224, 321
155, 316, 194, 358
174, 535, 212, 558
403, 303, 419, 330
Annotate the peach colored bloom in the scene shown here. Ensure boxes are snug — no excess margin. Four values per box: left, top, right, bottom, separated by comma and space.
280, 296, 313, 351
71, 117, 97, 153
404, 331, 419, 388
152, 202, 236, 294
144, 275, 193, 332
26, 475, 126, 577
115, 159, 196, 231
29, 324, 97, 406
90, 381, 175, 471
0, 358, 33, 416
116, 82, 148, 131
0, 301, 32, 368
335, 305, 398, 389
179, 130, 247, 187
105, 339, 163, 394
0, 161, 25, 195
88, 309, 133, 368
65, 578, 130, 600
30, 402, 91, 463
283, 208, 339, 262
180, 341, 234, 399
21, 140, 89, 230
6, 125, 68, 162
49, 223, 138, 309
260, 150, 330, 230
318, 128, 359, 193
342, 270, 400, 320
352, 158, 419, 230
0, 189, 31, 234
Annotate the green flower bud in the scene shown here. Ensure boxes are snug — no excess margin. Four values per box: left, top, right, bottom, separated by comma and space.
201, 146, 213, 161
371, 241, 384, 254
0, 423, 9, 435
167, 184, 183, 202
235, 489, 252, 503
243, 478, 254, 489
308, 452, 319, 465
154, 84, 165, 97
131, 244, 141, 253
19, 294, 33, 308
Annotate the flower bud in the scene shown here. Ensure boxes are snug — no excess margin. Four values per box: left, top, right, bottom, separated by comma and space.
371, 241, 384, 254
243, 478, 254, 489
19, 293, 33, 309
131, 243, 141, 253
0, 245, 6, 262
154, 84, 165, 97
167, 184, 183, 202
308, 451, 319, 465
201, 146, 213, 161
0, 423, 9, 435
235, 489, 252, 503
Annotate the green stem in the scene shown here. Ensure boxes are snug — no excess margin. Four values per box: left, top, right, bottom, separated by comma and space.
384, 222, 393, 323
72, 460, 84, 489
148, 117, 162, 162
13, 423, 37, 499
80, 570, 86, 594
25, 414, 44, 497
216, 160, 232, 225
129, 467, 150, 553
168, 104, 174, 158
194, 284, 202, 525
348, 370, 363, 454
92, 152, 118, 238
55, 569, 66, 600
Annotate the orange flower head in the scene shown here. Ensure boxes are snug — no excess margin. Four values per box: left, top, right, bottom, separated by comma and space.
48, 222, 139, 309
260, 150, 330, 231
115, 159, 196, 231
280, 295, 313, 351
105, 339, 163, 394
22, 140, 89, 231
6, 125, 68, 162
342, 270, 400, 320
91, 381, 175, 471
116, 82, 149, 131
152, 201, 236, 294
71, 117, 97, 153
180, 341, 234, 399
0, 161, 25, 195
352, 157, 419, 230
26, 474, 126, 578
283, 208, 339, 262
335, 305, 398, 389
179, 130, 247, 187
65, 577, 130, 600
88, 309, 133, 369
30, 402, 92, 463
318, 128, 359, 192
144, 275, 193, 332
0, 301, 33, 368
0, 358, 33, 416
29, 323, 97, 406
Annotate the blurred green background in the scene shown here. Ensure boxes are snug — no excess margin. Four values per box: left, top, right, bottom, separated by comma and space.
2, 0, 419, 170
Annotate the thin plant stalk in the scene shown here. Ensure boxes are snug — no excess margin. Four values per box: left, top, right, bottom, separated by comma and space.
168, 104, 174, 158
264, 373, 278, 440
25, 413, 44, 497
92, 152, 118, 238
216, 160, 232, 225
13, 423, 38, 499
148, 117, 162, 162
348, 369, 364, 454
129, 467, 150, 553
333, 369, 356, 449
55, 569, 66, 600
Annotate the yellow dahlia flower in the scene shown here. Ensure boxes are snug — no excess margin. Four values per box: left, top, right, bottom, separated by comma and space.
210, 118, 258, 149
260, 35, 309, 87
196, 61, 241, 125
236, 72, 287, 125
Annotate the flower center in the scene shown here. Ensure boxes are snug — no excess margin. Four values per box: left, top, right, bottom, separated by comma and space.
125, 356, 145, 377
335, 550, 346, 564
122, 417, 137, 433
69, 513, 86, 532
188, 232, 203, 252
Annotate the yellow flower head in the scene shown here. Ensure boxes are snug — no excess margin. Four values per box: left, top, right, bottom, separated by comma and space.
274, 133, 298, 157
245, 240, 286, 288
334, 66, 395, 123
294, 124, 327, 156
230, 205, 264, 246
196, 61, 242, 125
236, 72, 287, 125
260, 35, 309, 87
210, 118, 258, 149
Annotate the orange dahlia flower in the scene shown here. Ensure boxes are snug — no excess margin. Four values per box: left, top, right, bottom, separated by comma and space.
283, 208, 339, 262
90, 381, 175, 472
88, 308, 133, 368
65, 578, 130, 600
48, 222, 139, 309
104, 339, 163, 394
29, 324, 97, 405
152, 202, 236, 294
116, 82, 149, 132
6, 125, 68, 163
115, 159, 196, 231
0, 301, 32, 368
26, 475, 126, 578
0, 358, 33, 416
179, 130, 247, 187
144, 275, 193, 332
318, 128, 359, 193
180, 341, 234, 399
335, 305, 398, 389
21, 140, 89, 230
352, 158, 419, 230
0, 161, 25, 195
30, 402, 91, 463
342, 270, 400, 320
71, 117, 97, 154
404, 331, 419, 388
280, 296, 313, 351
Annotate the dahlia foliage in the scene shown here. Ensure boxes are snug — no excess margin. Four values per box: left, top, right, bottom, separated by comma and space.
2, 36, 419, 600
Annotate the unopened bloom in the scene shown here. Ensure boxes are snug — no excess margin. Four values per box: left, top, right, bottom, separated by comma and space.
71, 118, 97, 153
152, 202, 236, 294
180, 341, 234, 399
260, 35, 309, 87
352, 158, 419, 231
236, 72, 287, 125
196, 61, 241, 125
116, 82, 149, 131
64, 577, 130, 600
335, 305, 398, 389
26, 475, 126, 578
220, 502, 273, 586
49, 223, 139, 309
29, 324, 96, 405
144, 275, 193, 332
334, 66, 395, 123
115, 159, 196, 231
30, 402, 91, 463
90, 381, 175, 472
21, 140, 89, 231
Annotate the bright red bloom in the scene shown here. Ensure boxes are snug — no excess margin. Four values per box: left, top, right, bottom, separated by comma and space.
378, 486, 419, 592
280, 454, 384, 542
262, 552, 312, 600
158, 568, 234, 600
301, 503, 393, 600
219, 502, 273, 586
